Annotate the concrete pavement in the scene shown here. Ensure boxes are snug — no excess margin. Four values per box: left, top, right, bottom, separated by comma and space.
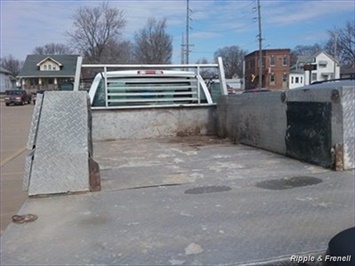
0, 102, 34, 235
1, 137, 354, 265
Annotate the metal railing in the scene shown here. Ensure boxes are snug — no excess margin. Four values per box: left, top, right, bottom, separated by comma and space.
73, 57, 227, 109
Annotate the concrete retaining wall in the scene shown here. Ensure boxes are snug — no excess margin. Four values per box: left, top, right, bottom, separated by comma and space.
217, 83, 354, 170
217, 92, 287, 154
92, 106, 217, 140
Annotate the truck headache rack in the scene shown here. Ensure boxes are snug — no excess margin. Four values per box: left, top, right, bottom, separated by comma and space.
73, 57, 227, 109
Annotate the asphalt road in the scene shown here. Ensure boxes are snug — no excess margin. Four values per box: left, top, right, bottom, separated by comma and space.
0, 102, 34, 234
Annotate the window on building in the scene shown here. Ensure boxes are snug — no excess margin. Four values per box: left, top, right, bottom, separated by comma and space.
319, 61, 327, 68
270, 56, 275, 66
282, 56, 288, 66
300, 77, 303, 83
282, 74, 287, 82
312, 73, 317, 81
48, 65, 52, 70
295, 77, 299, 83
44, 65, 47, 70
53, 66, 56, 70
291, 77, 294, 84
270, 74, 275, 84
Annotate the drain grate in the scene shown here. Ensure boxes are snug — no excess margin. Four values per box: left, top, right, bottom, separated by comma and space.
256, 176, 322, 190
185, 185, 232, 194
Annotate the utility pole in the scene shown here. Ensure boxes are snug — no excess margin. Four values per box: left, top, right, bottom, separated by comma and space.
257, 0, 263, 89
181, 33, 185, 64
186, 0, 190, 64
183, 0, 194, 64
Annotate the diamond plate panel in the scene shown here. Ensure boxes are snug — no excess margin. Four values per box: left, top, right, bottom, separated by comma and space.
23, 150, 35, 191
87, 97, 93, 157
342, 86, 355, 169
28, 91, 92, 195
29, 154, 90, 195
27, 93, 43, 150
34, 92, 89, 155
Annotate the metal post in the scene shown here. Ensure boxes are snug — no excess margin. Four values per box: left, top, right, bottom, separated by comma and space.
104, 66, 108, 108
73, 56, 83, 91
197, 65, 201, 103
218, 57, 228, 95
333, 31, 338, 79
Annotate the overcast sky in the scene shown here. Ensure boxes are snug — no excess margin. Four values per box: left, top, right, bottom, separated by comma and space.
1, 0, 354, 64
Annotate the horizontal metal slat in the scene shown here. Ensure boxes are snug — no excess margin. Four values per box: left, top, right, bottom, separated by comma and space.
108, 97, 198, 103
107, 78, 196, 83
108, 91, 197, 97
108, 85, 194, 91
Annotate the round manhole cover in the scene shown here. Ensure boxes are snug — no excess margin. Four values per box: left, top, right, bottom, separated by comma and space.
185, 185, 232, 194
256, 176, 322, 190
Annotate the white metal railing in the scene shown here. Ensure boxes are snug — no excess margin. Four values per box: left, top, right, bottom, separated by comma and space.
73, 57, 227, 109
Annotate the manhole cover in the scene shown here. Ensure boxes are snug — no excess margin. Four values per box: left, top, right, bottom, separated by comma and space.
185, 185, 231, 194
256, 176, 322, 190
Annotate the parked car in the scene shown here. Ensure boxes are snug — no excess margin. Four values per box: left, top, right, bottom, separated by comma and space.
5, 90, 31, 106
32, 90, 45, 105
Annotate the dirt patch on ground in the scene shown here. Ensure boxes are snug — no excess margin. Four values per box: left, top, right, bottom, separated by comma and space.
163, 135, 231, 147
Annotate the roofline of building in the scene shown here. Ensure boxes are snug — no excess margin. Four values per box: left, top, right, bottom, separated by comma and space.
36, 56, 63, 67
18, 75, 75, 78
245, 48, 291, 57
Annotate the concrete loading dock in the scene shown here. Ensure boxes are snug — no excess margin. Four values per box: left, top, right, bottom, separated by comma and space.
0, 72, 354, 264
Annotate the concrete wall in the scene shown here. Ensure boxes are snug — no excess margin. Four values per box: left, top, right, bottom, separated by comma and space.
90, 82, 353, 170
92, 106, 216, 140
217, 92, 287, 154
217, 83, 354, 170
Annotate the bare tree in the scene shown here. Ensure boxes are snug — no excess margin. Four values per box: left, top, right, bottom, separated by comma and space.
132, 18, 173, 64
100, 39, 133, 64
67, 2, 126, 63
214, 46, 247, 78
195, 58, 217, 79
0, 54, 23, 77
290, 44, 323, 66
325, 20, 355, 66
32, 43, 74, 55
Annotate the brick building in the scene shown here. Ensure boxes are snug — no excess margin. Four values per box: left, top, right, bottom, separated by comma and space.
244, 49, 291, 90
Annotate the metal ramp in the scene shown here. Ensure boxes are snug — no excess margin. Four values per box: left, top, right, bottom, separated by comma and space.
24, 91, 100, 196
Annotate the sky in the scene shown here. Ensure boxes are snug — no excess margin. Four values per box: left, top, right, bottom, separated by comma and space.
1, 0, 354, 64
